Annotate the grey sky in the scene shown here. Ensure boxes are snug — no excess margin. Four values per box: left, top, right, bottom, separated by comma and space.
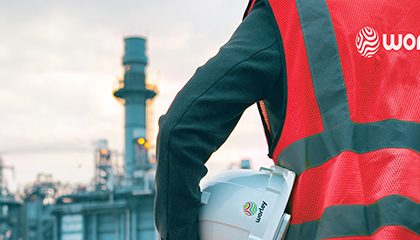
0, 0, 273, 191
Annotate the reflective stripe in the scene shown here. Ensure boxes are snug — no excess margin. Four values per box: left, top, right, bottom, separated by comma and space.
277, 119, 420, 175
321, 226, 420, 240
286, 195, 420, 240
295, 0, 350, 130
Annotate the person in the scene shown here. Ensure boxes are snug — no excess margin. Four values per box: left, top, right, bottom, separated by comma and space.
155, 0, 420, 239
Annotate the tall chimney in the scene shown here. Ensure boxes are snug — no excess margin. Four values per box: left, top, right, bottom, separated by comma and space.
113, 37, 156, 185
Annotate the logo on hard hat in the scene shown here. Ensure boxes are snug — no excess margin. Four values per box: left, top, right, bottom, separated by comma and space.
356, 26, 380, 58
255, 201, 268, 223
243, 201, 257, 216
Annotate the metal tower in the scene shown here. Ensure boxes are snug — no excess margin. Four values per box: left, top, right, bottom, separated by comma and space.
22, 174, 59, 240
52, 37, 158, 240
0, 157, 13, 197
113, 37, 156, 187
93, 140, 113, 192
0, 157, 22, 240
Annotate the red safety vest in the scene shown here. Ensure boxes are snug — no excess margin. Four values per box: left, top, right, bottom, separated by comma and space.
246, 0, 420, 239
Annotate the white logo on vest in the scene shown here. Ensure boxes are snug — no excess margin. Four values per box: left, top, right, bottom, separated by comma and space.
355, 26, 380, 58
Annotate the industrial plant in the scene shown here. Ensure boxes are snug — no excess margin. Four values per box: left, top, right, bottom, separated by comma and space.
0, 37, 159, 240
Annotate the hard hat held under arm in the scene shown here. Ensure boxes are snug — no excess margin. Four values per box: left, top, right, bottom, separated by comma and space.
153, 0, 283, 239
199, 165, 295, 240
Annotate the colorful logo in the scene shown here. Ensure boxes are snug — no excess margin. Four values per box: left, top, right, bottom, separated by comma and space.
243, 201, 257, 216
356, 26, 380, 58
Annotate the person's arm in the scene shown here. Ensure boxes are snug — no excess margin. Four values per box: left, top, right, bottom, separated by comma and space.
155, 1, 283, 239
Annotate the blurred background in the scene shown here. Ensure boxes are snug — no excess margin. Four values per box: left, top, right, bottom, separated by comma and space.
0, 0, 273, 239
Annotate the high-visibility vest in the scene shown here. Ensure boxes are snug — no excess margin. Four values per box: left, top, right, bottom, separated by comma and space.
245, 0, 420, 239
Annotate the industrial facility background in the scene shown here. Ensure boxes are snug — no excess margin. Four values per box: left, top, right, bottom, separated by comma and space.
0, 37, 159, 240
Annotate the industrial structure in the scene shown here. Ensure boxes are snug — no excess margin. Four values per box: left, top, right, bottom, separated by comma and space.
0, 157, 22, 240
0, 36, 158, 240
0, 36, 257, 239
22, 173, 60, 240
113, 37, 157, 190
51, 36, 158, 240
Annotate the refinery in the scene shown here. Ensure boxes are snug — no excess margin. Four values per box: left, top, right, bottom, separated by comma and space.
1, 37, 159, 240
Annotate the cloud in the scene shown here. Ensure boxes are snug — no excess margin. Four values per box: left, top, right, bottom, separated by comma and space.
0, 4, 126, 153
0, 0, 271, 190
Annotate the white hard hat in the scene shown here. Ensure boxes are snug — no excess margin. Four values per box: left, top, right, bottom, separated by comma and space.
199, 165, 295, 240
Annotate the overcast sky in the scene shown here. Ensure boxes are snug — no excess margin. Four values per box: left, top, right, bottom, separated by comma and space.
0, 0, 273, 192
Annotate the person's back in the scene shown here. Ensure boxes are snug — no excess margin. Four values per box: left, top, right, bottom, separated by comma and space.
261, 0, 420, 238
155, 0, 420, 239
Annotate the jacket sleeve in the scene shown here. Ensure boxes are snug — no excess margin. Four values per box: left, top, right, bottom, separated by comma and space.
154, 0, 283, 239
